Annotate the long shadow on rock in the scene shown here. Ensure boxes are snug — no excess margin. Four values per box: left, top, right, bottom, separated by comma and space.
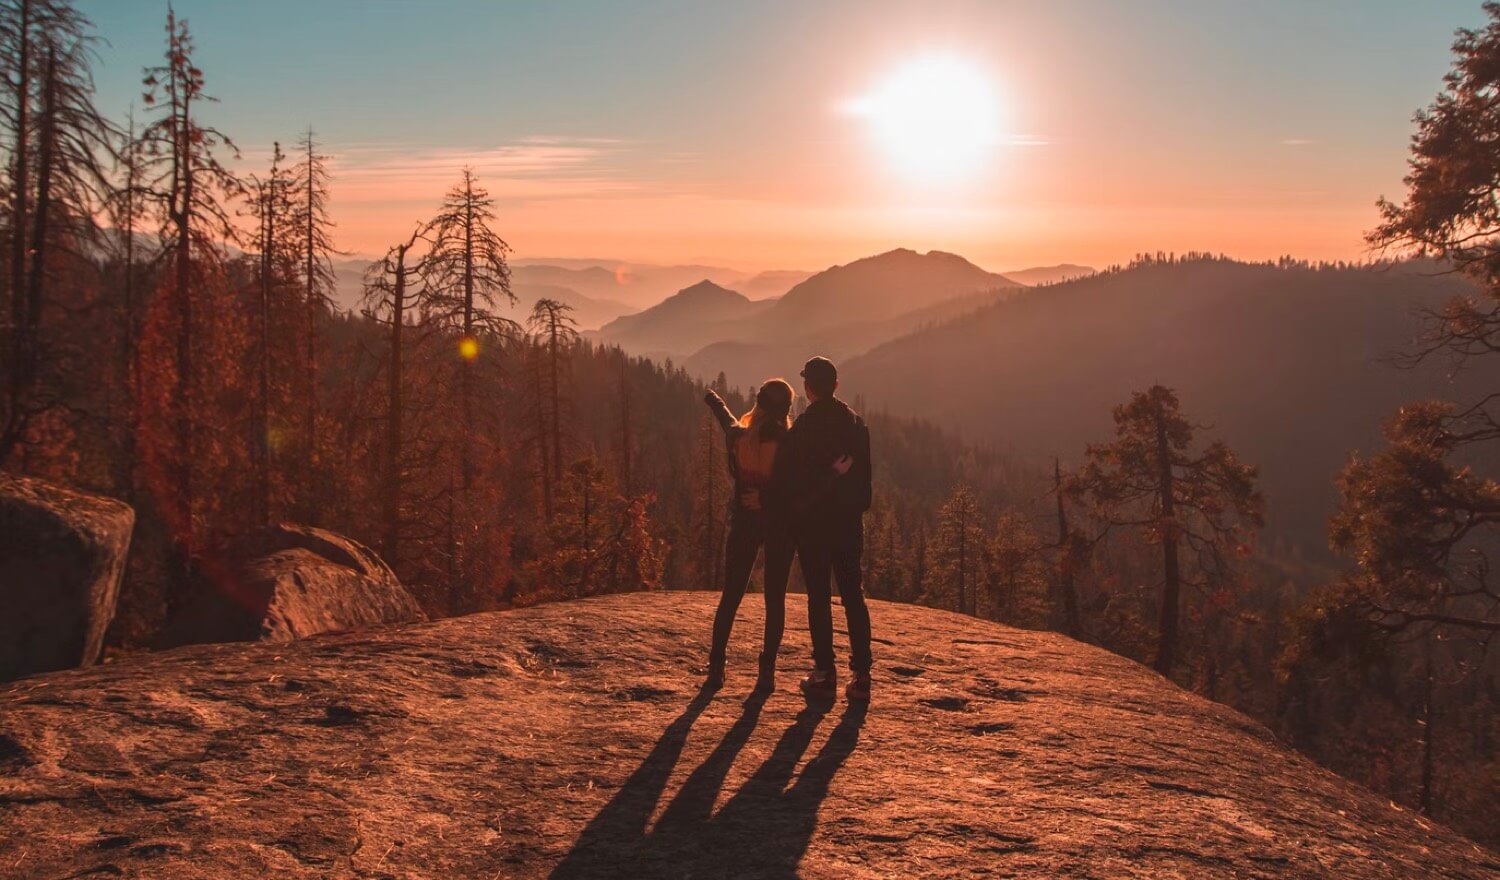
695, 702, 867, 877
552, 693, 867, 879
550, 685, 717, 876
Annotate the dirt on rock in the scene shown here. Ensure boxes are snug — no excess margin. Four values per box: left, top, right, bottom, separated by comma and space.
1, 592, 1495, 879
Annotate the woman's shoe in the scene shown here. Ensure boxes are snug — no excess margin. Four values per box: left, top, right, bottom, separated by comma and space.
799, 668, 837, 700
756, 655, 776, 689
845, 672, 872, 702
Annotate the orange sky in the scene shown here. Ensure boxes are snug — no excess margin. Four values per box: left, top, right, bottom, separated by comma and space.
81, 0, 1479, 272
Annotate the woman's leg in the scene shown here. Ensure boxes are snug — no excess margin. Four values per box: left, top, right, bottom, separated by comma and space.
760, 525, 794, 669
709, 513, 762, 672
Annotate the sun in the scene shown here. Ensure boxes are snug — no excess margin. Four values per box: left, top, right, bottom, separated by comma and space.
844, 54, 1004, 184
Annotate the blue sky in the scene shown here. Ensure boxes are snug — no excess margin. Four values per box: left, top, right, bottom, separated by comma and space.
75, 1, 1489, 269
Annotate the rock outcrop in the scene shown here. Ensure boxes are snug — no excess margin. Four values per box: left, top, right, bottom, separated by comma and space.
159, 523, 424, 647
0, 473, 134, 681
2, 593, 1496, 879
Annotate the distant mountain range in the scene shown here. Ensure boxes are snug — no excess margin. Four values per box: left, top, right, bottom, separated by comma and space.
838, 258, 1495, 555
329, 256, 815, 331
593, 248, 1024, 386
510, 260, 815, 313
328, 249, 1090, 338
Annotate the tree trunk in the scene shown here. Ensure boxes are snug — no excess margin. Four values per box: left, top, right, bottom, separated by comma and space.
119, 117, 139, 501
704, 417, 716, 587
618, 357, 632, 494
303, 138, 319, 515
548, 318, 562, 484
173, 74, 196, 553
1054, 458, 1082, 638
580, 469, 593, 598
381, 243, 408, 564
255, 183, 273, 526
1, 0, 32, 463
533, 345, 552, 521
1153, 408, 1180, 675
1419, 637, 1436, 816
460, 182, 474, 493
957, 504, 969, 615
21, 43, 55, 421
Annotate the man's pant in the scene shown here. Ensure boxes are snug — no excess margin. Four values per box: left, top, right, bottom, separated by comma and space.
797, 516, 872, 674
709, 510, 794, 670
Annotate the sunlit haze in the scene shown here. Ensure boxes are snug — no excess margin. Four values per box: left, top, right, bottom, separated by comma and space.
843, 54, 1006, 185
77, 0, 1487, 270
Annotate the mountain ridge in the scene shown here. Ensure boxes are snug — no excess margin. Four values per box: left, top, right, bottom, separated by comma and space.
595, 248, 1023, 387
839, 258, 1495, 553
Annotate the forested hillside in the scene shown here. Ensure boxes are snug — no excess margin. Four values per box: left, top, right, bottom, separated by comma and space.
842, 255, 1493, 556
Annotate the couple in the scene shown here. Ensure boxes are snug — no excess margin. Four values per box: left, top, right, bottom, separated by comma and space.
702, 356, 874, 703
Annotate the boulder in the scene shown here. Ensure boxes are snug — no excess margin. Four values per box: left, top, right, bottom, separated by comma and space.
0, 473, 134, 681
159, 523, 424, 647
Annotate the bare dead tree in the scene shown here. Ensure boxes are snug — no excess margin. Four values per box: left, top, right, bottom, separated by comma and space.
0, 0, 115, 463
138, 6, 243, 555
361, 225, 428, 565
289, 127, 336, 513
246, 141, 295, 525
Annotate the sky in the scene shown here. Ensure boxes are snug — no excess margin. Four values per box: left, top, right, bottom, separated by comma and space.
77, 0, 1488, 272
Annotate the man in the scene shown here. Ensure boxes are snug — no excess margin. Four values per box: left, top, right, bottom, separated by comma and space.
771, 356, 874, 702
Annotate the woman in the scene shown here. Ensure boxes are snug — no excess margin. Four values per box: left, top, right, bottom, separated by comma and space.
703, 380, 798, 689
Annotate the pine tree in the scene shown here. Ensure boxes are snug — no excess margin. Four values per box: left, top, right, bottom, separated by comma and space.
1320, 402, 1500, 638
426, 169, 516, 494
985, 509, 1048, 626
863, 495, 911, 602
533, 457, 663, 599
926, 484, 986, 615
529, 297, 577, 491
1051, 457, 1084, 637
288, 127, 336, 515
691, 387, 730, 589
617, 351, 633, 495
527, 333, 553, 521
1068, 385, 1262, 674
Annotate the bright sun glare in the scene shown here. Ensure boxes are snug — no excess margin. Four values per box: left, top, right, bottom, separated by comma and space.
845, 55, 1003, 184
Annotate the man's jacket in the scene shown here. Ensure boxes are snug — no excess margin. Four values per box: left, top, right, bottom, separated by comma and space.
768, 396, 872, 528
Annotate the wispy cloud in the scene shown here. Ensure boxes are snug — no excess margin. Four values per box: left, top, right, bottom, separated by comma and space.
325, 136, 648, 204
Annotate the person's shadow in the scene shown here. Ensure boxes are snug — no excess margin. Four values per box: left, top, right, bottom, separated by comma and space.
550, 685, 867, 879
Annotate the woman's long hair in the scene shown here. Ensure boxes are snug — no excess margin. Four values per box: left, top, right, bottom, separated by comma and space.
739, 378, 795, 440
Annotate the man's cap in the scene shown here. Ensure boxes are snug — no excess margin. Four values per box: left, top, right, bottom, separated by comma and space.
801, 356, 837, 385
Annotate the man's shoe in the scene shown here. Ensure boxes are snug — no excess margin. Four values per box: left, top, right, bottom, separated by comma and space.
800, 668, 837, 700
845, 672, 872, 702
